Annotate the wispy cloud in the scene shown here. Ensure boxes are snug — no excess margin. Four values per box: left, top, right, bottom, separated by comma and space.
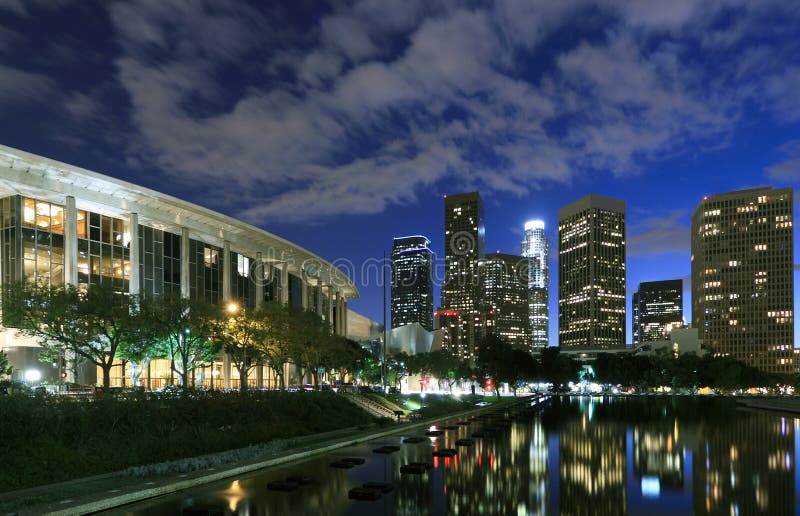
7, 0, 795, 223
628, 210, 690, 257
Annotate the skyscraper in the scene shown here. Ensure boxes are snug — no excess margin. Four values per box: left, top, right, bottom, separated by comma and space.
440, 192, 485, 359
558, 194, 626, 349
391, 235, 433, 331
521, 220, 549, 348
691, 187, 794, 374
632, 279, 683, 345
480, 253, 530, 351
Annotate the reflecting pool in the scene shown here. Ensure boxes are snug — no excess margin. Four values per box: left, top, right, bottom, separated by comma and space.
107, 396, 800, 515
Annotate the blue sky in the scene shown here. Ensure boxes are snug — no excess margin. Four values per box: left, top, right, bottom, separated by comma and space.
0, 1, 799, 345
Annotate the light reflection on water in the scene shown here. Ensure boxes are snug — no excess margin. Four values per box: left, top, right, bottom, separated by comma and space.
106, 396, 800, 515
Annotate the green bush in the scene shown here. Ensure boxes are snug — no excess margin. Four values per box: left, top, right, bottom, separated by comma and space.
0, 390, 375, 492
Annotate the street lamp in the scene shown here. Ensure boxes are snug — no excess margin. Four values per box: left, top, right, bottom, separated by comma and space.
227, 302, 244, 389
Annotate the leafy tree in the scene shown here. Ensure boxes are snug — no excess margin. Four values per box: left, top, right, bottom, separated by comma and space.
140, 295, 221, 390
4, 281, 143, 388
539, 346, 580, 391
286, 307, 330, 388
253, 301, 294, 390
476, 333, 512, 396
0, 348, 12, 378
212, 303, 267, 392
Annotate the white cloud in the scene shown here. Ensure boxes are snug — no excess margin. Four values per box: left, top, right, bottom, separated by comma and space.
90, 0, 800, 223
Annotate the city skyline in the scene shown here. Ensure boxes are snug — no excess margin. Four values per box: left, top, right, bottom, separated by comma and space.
0, 2, 798, 346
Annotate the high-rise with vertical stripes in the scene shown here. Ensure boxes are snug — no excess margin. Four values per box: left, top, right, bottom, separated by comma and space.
558, 195, 626, 349
521, 220, 549, 349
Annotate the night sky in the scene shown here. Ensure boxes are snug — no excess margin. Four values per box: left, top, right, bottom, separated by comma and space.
1, 1, 799, 345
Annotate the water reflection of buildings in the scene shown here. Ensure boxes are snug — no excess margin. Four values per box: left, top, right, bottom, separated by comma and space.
634, 426, 684, 489
693, 414, 794, 515
559, 417, 627, 515
418, 421, 539, 515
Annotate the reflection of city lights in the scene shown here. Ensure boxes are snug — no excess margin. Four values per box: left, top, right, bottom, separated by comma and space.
641, 476, 660, 497
223, 479, 243, 513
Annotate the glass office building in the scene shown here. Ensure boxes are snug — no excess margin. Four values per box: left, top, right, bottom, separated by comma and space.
480, 253, 530, 352
440, 192, 485, 359
632, 279, 683, 345
521, 220, 549, 348
558, 194, 626, 349
0, 144, 357, 388
391, 235, 433, 331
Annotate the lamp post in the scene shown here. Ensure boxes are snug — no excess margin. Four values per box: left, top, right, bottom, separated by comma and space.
227, 302, 242, 389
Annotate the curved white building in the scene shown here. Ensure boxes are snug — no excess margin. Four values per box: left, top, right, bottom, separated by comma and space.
0, 144, 357, 387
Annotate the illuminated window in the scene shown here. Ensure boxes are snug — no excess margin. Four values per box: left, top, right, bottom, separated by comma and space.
204, 247, 218, 267
237, 255, 249, 277
77, 210, 87, 238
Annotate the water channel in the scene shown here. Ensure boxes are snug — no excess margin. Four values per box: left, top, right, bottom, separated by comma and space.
106, 396, 800, 515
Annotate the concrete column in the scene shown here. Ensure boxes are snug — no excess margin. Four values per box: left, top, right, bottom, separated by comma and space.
326, 285, 334, 332
280, 263, 289, 305
223, 353, 231, 389
341, 297, 346, 336
300, 273, 308, 310
256, 363, 263, 388
222, 240, 232, 301
254, 252, 264, 307
64, 196, 78, 286
180, 227, 190, 299
128, 213, 140, 295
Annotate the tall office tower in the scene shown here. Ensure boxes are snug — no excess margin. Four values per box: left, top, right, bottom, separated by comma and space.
391, 235, 433, 331
632, 292, 640, 345
480, 253, 530, 351
691, 187, 794, 374
632, 280, 683, 345
521, 220, 549, 348
558, 194, 626, 349
440, 192, 485, 359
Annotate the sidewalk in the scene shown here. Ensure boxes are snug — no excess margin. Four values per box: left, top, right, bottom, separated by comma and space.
3, 399, 525, 515
735, 397, 800, 415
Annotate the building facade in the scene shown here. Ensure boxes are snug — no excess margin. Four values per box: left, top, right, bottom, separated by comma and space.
521, 220, 549, 348
558, 194, 626, 349
390, 235, 433, 331
440, 192, 485, 359
632, 279, 683, 345
0, 144, 357, 387
691, 187, 794, 374
480, 253, 530, 352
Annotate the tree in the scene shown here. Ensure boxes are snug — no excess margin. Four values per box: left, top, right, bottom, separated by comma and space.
212, 303, 267, 392
141, 295, 221, 390
4, 281, 143, 388
539, 347, 580, 391
286, 307, 331, 389
476, 333, 513, 397
253, 301, 294, 390
0, 348, 12, 378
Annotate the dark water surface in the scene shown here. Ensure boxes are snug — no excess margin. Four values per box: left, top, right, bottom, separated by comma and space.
106, 396, 800, 515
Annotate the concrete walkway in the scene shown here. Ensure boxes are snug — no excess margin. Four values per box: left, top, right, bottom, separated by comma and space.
735, 397, 800, 415
5, 398, 528, 515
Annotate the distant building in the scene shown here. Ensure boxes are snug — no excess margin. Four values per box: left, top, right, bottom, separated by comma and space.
632, 279, 683, 345
691, 187, 794, 374
521, 220, 549, 348
558, 194, 626, 349
632, 327, 702, 357
480, 253, 530, 352
632, 291, 640, 345
391, 235, 433, 331
347, 309, 383, 360
440, 192, 485, 359
387, 322, 442, 356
